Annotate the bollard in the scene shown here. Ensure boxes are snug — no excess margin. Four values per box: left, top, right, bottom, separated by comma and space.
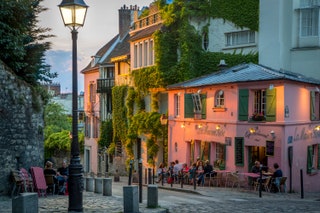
12, 193, 38, 213
161, 170, 164, 186
128, 160, 133, 185
103, 178, 112, 196
123, 185, 139, 213
86, 177, 94, 192
193, 169, 196, 190
259, 168, 262, 198
83, 177, 86, 191
300, 169, 304, 199
94, 178, 103, 194
147, 185, 158, 208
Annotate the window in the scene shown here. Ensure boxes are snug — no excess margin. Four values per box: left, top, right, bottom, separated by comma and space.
144, 41, 148, 66
203, 32, 209, 51
174, 93, 180, 117
253, 90, 266, 116
134, 44, 138, 68
300, 8, 319, 37
139, 43, 143, 67
89, 83, 96, 103
238, 88, 276, 121
215, 90, 224, 107
307, 144, 320, 174
184, 93, 207, 119
225, 30, 255, 47
192, 93, 202, 113
215, 143, 226, 170
310, 91, 320, 120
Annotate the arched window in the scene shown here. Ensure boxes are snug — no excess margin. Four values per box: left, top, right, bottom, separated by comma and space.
203, 32, 209, 51
215, 90, 224, 107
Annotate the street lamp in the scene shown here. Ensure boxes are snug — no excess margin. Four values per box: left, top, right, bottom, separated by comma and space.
58, 0, 88, 212
160, 114, 168, 165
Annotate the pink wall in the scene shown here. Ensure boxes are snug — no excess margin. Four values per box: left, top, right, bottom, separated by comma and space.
167, 81, 320, 192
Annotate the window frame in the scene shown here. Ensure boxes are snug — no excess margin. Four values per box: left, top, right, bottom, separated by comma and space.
225, 30, 256, 47
174, 93, 180, 117
215, 90, 225, 108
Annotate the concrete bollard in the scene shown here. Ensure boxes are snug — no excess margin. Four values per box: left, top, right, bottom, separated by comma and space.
86, 177, 94, 192
12, 192, 38, 213
123, 185, 139, 213
103, 178, 112, 196
147, 184, 158, 208
94, 178, 103, 194
83, 177, 86, 191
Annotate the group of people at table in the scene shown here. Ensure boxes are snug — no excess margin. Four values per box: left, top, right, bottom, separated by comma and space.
156, 158, 216, 186
43, 160, 69, 195
156, 159, 283, 191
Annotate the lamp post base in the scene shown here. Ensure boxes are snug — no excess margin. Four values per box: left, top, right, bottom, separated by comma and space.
68, 156, 83, 212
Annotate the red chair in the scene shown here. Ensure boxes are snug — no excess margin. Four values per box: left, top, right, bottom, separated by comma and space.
30, 167, 47, 197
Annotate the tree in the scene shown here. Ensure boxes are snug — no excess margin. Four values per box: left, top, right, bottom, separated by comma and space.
0, 0, 56, 86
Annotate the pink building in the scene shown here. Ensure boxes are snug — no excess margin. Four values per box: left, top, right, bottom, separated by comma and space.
167, 63, 320, 192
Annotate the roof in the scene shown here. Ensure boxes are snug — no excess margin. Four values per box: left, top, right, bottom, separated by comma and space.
100, 33, 131, 64
81, 35, 119, 73
167, 63, 320, 90
130, 23, 163, 41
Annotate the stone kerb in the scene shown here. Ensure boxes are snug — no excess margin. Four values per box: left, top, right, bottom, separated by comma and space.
86, 177, 94, 192
147, 184, 158, 208
94, 178, 103, 194
123, 185, 139, 213
103, 178, 112, 196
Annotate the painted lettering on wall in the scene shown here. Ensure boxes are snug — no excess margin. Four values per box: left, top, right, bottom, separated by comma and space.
293, 127, 320, 141
197, 126, 225, 136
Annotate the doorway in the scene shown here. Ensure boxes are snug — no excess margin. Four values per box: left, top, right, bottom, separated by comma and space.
248, 146, 267, 171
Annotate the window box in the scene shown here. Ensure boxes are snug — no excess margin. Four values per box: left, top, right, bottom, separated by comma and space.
250, 113, 266, 121
213, 107, 227, 112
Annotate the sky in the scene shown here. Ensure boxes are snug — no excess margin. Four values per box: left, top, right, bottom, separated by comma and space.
40, 0, 153, 93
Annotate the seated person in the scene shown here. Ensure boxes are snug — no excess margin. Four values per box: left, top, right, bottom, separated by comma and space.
271, 163, 283, 192
204, 160, 214, 177
251, 161, 261, 173
44, 161, 57, 177
57, 161, 69, 185
196, 160, 205, 186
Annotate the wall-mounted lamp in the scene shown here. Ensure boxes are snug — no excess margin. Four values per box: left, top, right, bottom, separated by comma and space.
249, 128, 256, 134
314, 126, 320, 131
270, 130, 276, 140
198, 124, 203, 129
181, 123, 185, 128
216, 125, 221, 130
197, 89, 202, 94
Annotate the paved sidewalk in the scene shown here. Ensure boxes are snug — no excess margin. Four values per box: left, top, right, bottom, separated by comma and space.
0, 176, 319, 212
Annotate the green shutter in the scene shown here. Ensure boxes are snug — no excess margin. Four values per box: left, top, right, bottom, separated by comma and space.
318, 145, 320, 170
190, 140, 194, 166
310, 91, 316, 121
235, 137, 244, 166
307, 145, 313, 174
200, 141, 205, 160
266, 88, 276, 122
238, 89, 249, 121
184, 94, 193, 118
201, 94, 207, 119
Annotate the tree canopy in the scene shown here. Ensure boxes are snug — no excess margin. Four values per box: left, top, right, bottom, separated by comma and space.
0, 0, 56, 86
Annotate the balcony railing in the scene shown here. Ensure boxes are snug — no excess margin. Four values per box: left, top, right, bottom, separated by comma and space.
97, 78, 114, 93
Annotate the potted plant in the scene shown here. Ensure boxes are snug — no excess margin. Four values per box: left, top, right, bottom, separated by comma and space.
251, 112, 265, 121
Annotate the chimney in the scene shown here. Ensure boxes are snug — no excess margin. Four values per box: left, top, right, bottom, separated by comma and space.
217, 59, 228, 71
118, 4, 133, 40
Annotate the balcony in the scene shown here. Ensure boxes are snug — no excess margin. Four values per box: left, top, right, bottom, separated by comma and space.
97, 78, 114, 93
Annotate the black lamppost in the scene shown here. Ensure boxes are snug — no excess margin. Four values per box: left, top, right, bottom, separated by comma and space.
58, 0, 88, 212
160, 114, 168, 165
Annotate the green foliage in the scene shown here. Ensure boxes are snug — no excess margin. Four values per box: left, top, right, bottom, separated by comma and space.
44, 130, 71, 156
44, 102, 71, 132
98, 120, 113, 149
112, 86, 128, 143
0, 0, 57, 86
131, 66, 163, 93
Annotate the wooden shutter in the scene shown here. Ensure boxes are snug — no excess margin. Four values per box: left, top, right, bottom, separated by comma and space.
310, 91, 316, 121
266, 88, 276, 122
201, 94, 207, 119
234, 137, 244, 166
220, 145, 227, 170
238, 89, 249, 121
184, 94, 193, 118
307, 145, 313, 174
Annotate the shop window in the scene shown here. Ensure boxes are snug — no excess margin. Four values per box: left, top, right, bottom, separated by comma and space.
214, 143, 226, 170
307, 144, 320, 174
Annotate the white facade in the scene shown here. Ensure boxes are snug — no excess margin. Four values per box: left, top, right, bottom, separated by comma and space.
259, 0, 320, 80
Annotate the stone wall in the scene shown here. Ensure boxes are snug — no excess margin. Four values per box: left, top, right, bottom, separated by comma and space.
0, 60, 44, 195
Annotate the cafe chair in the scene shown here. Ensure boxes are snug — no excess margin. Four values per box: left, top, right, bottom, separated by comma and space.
276, 177, 287, 193
44, 175, 56, 195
